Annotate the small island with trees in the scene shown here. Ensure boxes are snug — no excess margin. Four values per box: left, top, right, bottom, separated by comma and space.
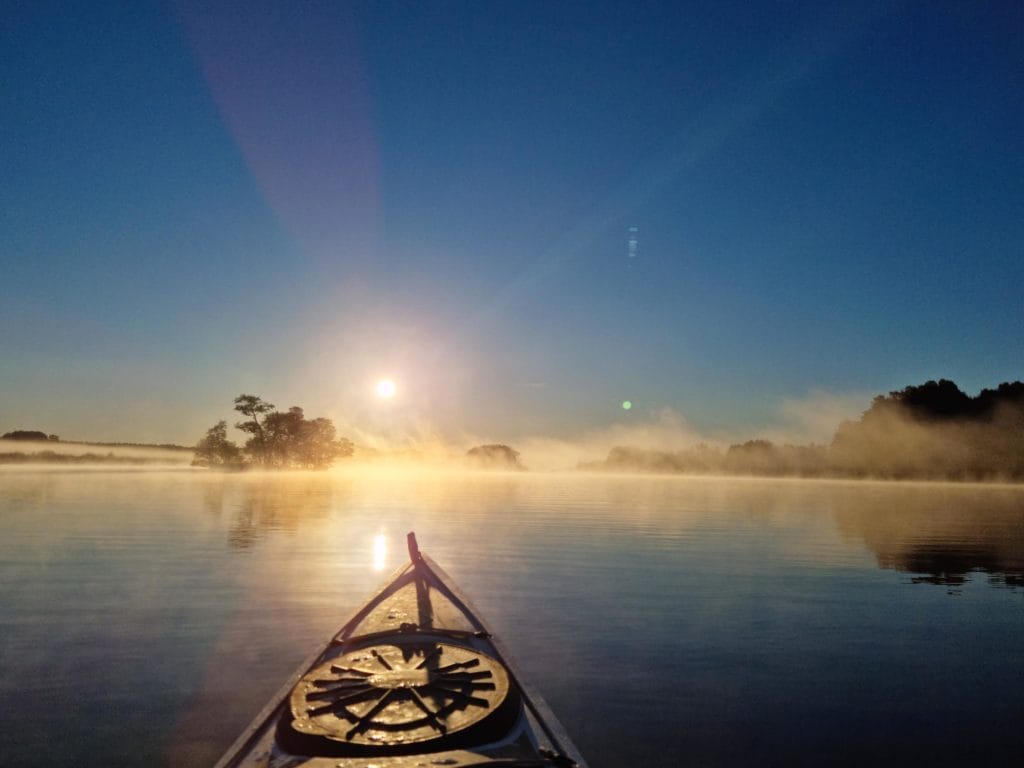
193, 395, 353, 469
465, 444, 524, 470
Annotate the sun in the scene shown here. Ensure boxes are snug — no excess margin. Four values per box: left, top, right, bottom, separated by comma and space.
375, 379, 396, 399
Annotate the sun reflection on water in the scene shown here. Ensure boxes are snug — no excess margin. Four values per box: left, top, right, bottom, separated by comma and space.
372, 533, 387, 571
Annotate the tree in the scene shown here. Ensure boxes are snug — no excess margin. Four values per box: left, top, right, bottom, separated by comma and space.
294, 415, 354, 468
725, 439, 782, 475
194, 395, 354, 471
261, 406, 305, 467
234, 394, 275, 465
465, 444, 523, 470
881, 379, 973, 421
193, 421, 243, 468
2, 430, 50, 441
261, 406, 354, 468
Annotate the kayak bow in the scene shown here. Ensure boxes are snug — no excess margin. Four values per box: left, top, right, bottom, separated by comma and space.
214, 532, 588, 768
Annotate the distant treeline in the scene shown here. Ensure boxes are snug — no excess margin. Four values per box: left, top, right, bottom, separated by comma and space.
590, 380, 1024, 481
193, 394, 353, 470
1, 430, 190, 451
61, 440, 192, 451
2, 430, 59, 441
0, 450, 180, 466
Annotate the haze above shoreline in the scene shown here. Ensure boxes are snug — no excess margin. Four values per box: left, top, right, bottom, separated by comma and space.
4, 378, 1022, 482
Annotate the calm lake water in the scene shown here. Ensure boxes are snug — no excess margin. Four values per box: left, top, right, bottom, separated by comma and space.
1, 468, 1022, 767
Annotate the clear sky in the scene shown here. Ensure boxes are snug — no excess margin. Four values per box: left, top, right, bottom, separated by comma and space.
2, 1, 1022, 447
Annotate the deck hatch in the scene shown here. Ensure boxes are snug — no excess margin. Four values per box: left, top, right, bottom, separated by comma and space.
289, 641, 510, 746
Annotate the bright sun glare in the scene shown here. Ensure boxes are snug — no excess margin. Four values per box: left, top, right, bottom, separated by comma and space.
372, 533, 387, 571
376, 379, 396, 399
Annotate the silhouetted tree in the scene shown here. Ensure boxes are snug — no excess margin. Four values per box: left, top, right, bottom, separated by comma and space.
872, 379, 973, 421
974, 381, 1024, 419
293, 415, 354, 468
259, 406, 352, 468
193, 421, 243, 468
2, 430, 50, 441
234, 394, 275, 465
261, 406, 304, 467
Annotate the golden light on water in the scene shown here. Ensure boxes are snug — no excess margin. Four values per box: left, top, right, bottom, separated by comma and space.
376, 379, 397, 399
372, 533, 387, 571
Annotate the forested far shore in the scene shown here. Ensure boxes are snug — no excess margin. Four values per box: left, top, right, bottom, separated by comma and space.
590, 380, 1024, 481
0, 450, 192, 466
1, 431, 190, 451
0, 433, 194, 465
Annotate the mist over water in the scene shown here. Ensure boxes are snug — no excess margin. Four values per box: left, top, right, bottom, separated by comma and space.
10, 380, 1016, 483
1, 468, 1023, 767
0, 438, 193, 463
285, 381, 1024, 479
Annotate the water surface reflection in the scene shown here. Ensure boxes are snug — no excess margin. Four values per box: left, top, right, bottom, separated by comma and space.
831, 483, 1024, 589
2, 470, 1023, 767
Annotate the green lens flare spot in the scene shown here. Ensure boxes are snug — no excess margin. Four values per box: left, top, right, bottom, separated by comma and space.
622, 400, 632, 410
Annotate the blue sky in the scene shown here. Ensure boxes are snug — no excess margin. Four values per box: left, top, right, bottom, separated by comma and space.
2, 1, 1021, 446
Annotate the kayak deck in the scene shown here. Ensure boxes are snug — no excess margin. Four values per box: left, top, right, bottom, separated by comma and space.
214, 534, 587, 768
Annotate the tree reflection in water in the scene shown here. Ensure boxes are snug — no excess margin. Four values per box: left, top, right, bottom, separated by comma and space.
198, 473, 340, 548
831, 483, 1024, 590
